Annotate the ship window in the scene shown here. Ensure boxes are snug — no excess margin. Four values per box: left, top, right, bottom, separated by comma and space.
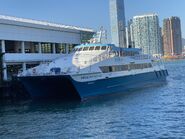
100, 66, 109, 73
101, 46, 107, 50
83, 47, 89, 51
78, 48, 83, 51
100, 63, 152, 73
95, 46, 100, 50
129, 63, 152, 70
50, 68, 61, 74
120, 50, 140, 57
89, 46, 94, 51
100, 65, 129, 73
76, 48, 79, 51
73, 48, 78, 52
109, 66, 113, 72
107, 46, 112, 51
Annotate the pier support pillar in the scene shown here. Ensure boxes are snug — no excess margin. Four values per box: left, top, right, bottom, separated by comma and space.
21, 41, 25, 54
22, 63, 26, 72
65, 44, 69, 54
1, 40, 5, 53
52, 43, 56, 54
1, 40, 7, 81
39, 42, 42, 53
3, 63, 7, 81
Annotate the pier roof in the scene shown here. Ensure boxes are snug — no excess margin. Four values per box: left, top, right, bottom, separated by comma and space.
0, 15, 94, 32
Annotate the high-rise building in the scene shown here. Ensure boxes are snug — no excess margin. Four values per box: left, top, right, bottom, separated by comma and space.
160, 27, 164, 55
109, 0, 126, 48
126, 19, 135, 48
132, 14, 162, 55
162, 17, 182, 56
182, 38, 185, 51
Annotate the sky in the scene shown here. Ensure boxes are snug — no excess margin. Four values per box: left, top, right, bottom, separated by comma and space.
0, 0, 185, 38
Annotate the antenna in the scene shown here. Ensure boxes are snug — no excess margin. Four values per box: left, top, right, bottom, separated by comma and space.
98, 26, 104, 43
89, 26, 108, 44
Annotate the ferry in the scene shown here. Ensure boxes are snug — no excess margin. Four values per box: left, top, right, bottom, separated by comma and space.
17, 43, 168, 100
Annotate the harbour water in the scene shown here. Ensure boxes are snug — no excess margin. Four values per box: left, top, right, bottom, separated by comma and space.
0, 60, 185, 139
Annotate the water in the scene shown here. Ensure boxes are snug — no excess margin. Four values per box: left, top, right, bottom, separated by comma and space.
1, 60, 185, 139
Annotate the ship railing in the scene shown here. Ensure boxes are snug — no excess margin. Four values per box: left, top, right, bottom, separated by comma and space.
130, 54, 152, 60
91, 52, 119, 63
22, 53, 119, 76
73, 52, 118, 65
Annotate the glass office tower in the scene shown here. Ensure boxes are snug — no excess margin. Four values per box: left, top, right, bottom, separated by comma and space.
110, 0, 126, 48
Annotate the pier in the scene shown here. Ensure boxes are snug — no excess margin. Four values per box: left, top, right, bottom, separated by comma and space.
1, 49, 23, 100
0, 80, 29, 101
0, 81, 13, 99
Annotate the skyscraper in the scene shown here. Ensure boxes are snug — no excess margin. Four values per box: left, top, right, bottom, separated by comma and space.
126, 19, 135, 48
109, 0, 126, 48
162, 17, 182, 56
132, 14, 162, 55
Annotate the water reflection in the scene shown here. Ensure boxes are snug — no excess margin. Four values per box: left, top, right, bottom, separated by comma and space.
1, 60, 185, 138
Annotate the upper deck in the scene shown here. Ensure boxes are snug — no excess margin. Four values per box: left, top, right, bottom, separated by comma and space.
73, 43, 142, 56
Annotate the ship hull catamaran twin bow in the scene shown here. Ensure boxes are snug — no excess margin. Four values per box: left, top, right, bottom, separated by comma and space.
17, 43, 168, 100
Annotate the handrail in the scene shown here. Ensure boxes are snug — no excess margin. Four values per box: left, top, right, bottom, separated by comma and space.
75, 52, 119, 64
19, 51, 157, 77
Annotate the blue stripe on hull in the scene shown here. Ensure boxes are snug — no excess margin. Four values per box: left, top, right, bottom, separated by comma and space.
18, 70, 168, 100
70, 70, 168, 99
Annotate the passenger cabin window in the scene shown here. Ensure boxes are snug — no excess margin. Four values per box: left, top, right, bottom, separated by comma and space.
89, 46, 94, 51
78, 47, 83, 51
83, 47, 89, 51
100, 63, 152, 73
95, 46, 101, 50
101, 46, 107, 50
73, 48, 78, 52
107, 46, 112, 51
78, 48, 83, 51
121, 51, 139, 56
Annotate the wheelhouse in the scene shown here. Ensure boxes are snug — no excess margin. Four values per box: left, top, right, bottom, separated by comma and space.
72, 44, 113, 52
72, 43, 141, 57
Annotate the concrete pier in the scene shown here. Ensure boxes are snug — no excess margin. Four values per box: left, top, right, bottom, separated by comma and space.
0, 82, 13, 99
0, 81, 29, 100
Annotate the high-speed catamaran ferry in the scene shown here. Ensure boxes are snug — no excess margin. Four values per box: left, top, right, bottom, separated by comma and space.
17, 43, 168, 100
